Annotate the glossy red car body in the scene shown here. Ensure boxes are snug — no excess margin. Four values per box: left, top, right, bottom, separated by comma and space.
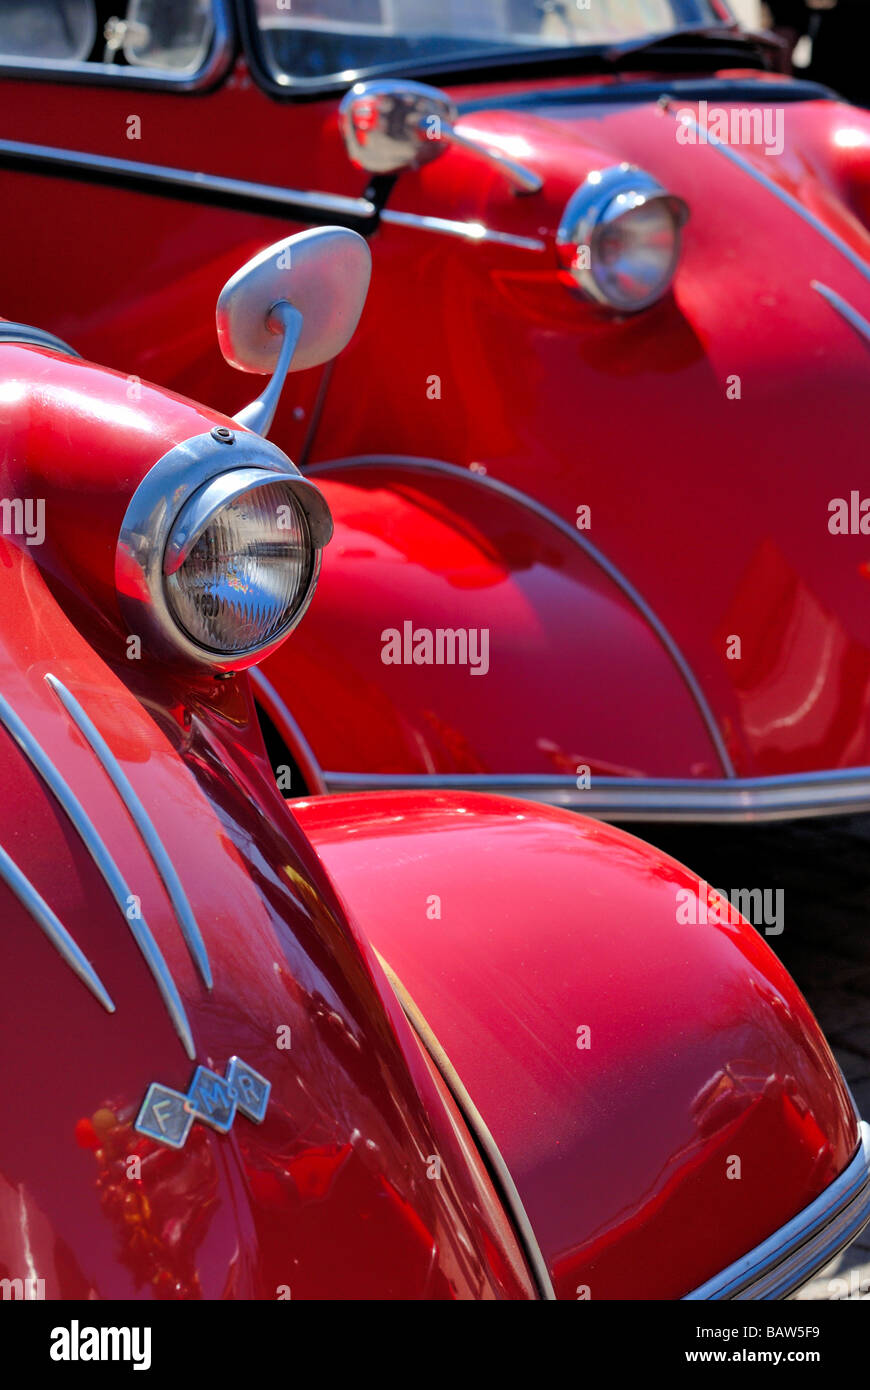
0, 317, 865, 1300
296, 789, 856, 1300
0, 341, 538, 1300
0, 3, 868, 825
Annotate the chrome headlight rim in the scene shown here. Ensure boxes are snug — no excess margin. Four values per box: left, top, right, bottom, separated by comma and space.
556, 163, 689, 314
116, 429, 333, 672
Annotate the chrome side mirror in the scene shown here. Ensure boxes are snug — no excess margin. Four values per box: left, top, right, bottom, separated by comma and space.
339, 79, 542, 196
216, 226, 371, 437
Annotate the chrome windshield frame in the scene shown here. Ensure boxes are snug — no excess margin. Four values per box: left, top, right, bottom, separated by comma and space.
0, 0, 234, 91
239, 2, 738, 100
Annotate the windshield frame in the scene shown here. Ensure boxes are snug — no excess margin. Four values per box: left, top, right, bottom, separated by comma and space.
240, 0, 748, 100
0, 0, 234, 91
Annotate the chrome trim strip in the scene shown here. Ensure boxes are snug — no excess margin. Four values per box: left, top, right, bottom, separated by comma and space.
686, 1123, 870, 1299
0, 691, 195, 1059
373, 947, 556, 1301
812, 281, 870, 349
0, 841, 114, 1014
664, 106, 870, 286
321, 768, 870, 823
249, 669, 328, 797
45, 675, 213, 992
458, 77, 838, 116
0, 139, 376, 222
0, 321, 79, 357
0, 0, 234, 92
379, 209, 546, 252
304, 454, 735, 778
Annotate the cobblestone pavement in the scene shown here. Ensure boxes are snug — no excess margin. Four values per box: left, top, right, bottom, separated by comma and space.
630, 815, 870, 1301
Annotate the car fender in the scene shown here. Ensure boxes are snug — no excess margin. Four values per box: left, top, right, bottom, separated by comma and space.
294, 789, 859, 1300
261, 459, 729, 790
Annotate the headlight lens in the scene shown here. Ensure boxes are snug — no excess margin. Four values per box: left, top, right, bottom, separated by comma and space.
117, 432, 334, 672
164, 472, 313, 655
556, 164, 688, 313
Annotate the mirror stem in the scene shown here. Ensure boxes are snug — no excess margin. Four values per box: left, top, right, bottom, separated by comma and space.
233, 301, 304, 437
441, 122, 542, 195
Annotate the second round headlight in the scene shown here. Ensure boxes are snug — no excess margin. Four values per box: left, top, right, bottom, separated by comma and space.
556, 164, 689, 313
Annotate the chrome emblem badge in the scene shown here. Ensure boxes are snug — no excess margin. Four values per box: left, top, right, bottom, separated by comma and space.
134, 1056, 271, 1150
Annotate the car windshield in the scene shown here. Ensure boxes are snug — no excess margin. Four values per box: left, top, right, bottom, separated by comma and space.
253, 1, 728, 88
0, 0, 215, 74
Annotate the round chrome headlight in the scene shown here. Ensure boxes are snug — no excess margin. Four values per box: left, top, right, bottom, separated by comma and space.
556, 164, 689, 313
164, 470, 313, 655
116, 430, 333, 671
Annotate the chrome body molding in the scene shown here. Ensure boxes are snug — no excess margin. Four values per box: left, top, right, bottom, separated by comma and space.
686, 1123, 870, 1299
663, 104, 870, 286
374, 948, 556, 1301
0, 840, 114, 1015
321, 768, 870, 823
0, 321, 79, 357
0, 141, 545, 248
249, 669, 328, 797
0, 0, 234, 92
304, 454, 735, 778
46, 674, 213, 993
0, 139, 376, 224
379, 209, 546, 251
812, 281, 870, 349
0, 690, 195, 1057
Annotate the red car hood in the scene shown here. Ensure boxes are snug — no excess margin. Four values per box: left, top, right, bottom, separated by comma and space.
458, 81, 870, 778
296, 789, 858, 1299
324, 76, 870, 779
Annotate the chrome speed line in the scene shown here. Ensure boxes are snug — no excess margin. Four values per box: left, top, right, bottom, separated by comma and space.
0, 689, 195, 1058
663, 105, 870, 285
45, 675, 213, 992
0, 840, 114, 1013
811, 281, 870, 349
